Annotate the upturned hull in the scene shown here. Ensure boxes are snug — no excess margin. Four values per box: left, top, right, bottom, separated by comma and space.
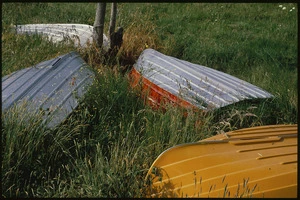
2, 51, 95, 128
145, 124, 297, 198
130, 49, 273, 111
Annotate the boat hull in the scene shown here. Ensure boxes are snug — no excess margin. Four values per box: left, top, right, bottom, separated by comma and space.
129, 67, 196, 110
15, 23, 109, 50
2, 51, 95, 128
145, 124, 298, 198
130, 49, 274, 111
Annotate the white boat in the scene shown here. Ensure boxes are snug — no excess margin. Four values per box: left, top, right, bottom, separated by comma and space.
15, 23, 109, 50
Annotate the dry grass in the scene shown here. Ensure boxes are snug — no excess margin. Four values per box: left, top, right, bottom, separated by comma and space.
117, 21, 163, 70
2, 2, 297, 198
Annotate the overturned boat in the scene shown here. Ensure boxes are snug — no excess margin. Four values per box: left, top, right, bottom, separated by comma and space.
15, 23, 109, 50
130, 49, 274, 111
2, 51, 95, 128
145, 124, 297, 198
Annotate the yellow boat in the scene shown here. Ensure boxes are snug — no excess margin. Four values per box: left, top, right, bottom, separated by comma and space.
145, 124, 297, 198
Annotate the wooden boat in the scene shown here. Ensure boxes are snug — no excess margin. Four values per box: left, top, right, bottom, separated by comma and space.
145, 124, 297, 198
15, 23, 109, 50
129, 49, 273, 111
2, 51, 95, 128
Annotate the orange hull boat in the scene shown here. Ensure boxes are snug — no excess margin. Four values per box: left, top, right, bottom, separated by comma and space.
129, 67, 196, 110
129, 49, 273, 111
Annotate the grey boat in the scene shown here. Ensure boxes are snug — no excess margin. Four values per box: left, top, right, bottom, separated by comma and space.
2, 51, 95, 128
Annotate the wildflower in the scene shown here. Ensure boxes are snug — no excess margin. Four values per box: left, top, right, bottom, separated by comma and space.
282, 7, 286, 10
279, 5, 283, 8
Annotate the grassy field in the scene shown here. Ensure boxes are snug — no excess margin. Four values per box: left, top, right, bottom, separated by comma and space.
2, 3, 298, 197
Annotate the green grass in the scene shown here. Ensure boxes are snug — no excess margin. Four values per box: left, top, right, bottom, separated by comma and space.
2, 2, 298, 198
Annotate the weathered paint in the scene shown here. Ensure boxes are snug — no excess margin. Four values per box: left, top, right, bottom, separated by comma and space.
131, 49, 274, 110
145, 124, 298, 198
15, 23, 109, 50
2, 51, 95, 128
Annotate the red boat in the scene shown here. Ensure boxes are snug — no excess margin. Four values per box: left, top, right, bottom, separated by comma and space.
129, 49, 273, 111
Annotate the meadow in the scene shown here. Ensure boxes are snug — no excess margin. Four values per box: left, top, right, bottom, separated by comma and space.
2, 3, 297, 197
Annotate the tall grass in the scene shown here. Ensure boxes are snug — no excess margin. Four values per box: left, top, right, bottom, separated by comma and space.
2, 2, 297, 197
2, 101, 84, 197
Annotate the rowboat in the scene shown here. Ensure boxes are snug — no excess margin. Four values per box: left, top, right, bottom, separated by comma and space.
2, 51, 95, 128
15, 23, 109, 50
145, 124, 297, 198
129, 49, 273, 111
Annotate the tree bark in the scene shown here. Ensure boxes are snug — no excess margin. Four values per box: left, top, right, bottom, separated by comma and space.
109, 3, 117, 49
93, 3, 106, 49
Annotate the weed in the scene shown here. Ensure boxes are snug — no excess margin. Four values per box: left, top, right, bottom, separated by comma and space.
1, 2, 297, 198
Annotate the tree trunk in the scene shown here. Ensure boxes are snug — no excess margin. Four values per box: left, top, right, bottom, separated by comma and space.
109, 3, 117, 49
93, 3, 106, 49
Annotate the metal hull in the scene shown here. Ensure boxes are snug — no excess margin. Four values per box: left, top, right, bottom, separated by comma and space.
15, 23, 109, 50
2, 51, 95, 128
145, 124, 297, 198
130, 49, 273, 111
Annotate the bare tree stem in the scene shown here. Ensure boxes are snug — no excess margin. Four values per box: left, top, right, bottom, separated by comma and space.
93, 3, 106, 48
109, 3, 117, 49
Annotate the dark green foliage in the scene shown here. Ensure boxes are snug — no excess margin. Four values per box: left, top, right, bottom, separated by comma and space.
2, 2, 297, 198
